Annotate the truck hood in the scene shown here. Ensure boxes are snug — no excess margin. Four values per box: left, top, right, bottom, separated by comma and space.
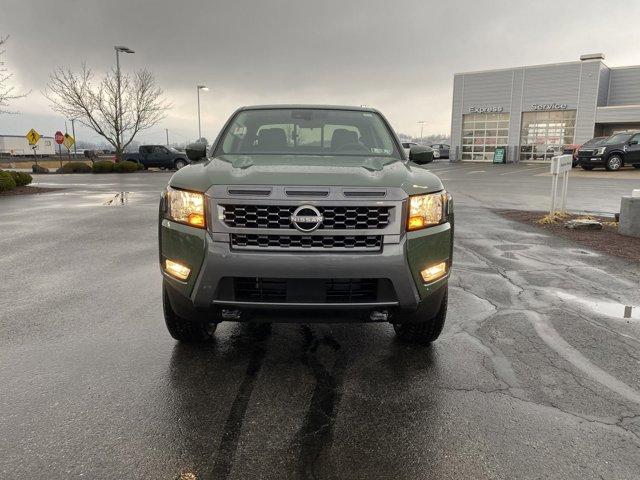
169, 154, 444, 195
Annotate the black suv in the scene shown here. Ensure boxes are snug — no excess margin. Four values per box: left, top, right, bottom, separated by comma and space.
577, 131, 640, 171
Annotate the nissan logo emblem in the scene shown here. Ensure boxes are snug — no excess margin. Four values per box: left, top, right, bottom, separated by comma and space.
290, 205, 323, 232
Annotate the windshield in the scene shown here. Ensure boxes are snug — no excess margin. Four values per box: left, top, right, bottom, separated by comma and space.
605, 133, 633, 145
582, 137, 606, 147
217, 108, 400, 157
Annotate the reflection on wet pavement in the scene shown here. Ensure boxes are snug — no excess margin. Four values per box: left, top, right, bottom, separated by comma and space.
557, 291, 640, 321
103, 191, 131, 205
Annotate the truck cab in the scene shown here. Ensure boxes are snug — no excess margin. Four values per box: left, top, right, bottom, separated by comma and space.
126, 145, 190, 170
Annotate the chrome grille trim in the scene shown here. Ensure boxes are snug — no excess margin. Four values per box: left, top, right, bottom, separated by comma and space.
230, 233, 383, 252
221, 205, 391, 230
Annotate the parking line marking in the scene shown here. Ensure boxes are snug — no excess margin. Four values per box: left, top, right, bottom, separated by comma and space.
500, 167, 547, 175
467, 170, 486, 174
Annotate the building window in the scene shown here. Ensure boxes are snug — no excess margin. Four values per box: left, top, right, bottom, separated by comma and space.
461, 113, 510, 161
519, 110, 576, 161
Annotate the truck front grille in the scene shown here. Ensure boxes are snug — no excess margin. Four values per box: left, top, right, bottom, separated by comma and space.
230, 233, 382, 251
221, 205, 391, 230
232, 277, 383, 303
578, 149, 594, 157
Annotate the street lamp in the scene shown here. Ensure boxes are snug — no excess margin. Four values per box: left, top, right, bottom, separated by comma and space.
114, 45, 135, 158
197, 85, 209, 140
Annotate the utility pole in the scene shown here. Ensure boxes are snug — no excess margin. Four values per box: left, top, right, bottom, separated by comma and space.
65, 120, 70, 160
114, 46, 135, 160
71, 118, 77, 159
197, 85, 208, 140
166, 128, 169, 146
417, 121, 426, 143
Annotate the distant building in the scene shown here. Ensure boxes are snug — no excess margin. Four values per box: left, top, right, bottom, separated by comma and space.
449, 53, 640, 162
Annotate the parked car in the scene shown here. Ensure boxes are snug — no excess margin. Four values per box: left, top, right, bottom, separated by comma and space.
563, 137, 607, 167
125, 145, 190, 170
159, 105, 452, 345
429, 143, 450, 159
402, 142, 439, 159
577, 131, 640, 171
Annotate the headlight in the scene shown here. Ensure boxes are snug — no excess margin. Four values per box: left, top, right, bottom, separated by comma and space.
407, 191, 450, 231
595, 146, 606, 156
166, 186, 206, 228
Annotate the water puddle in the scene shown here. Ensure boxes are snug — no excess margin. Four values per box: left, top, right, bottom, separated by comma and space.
495, 244, 530, 252
103, 192, 131, 205
556, 291, 639, 321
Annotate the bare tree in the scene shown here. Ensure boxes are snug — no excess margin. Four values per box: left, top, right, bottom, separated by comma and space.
44, 63, 170, 160
0, 35, 30, 114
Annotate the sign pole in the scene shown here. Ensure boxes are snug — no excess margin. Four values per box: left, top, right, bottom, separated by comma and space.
549, 154, 572, 215
560, 170, 570, 213
550, 173, 558, 215
54, 131, 65, 167
25, 128, 42, 168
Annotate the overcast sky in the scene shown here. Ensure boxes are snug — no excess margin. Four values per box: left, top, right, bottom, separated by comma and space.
2, 0, 640, 146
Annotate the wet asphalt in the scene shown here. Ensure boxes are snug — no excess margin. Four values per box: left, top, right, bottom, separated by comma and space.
1, 163, 639, 479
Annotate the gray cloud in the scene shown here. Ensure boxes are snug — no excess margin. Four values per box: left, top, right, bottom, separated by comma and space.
2, 0, 640, 145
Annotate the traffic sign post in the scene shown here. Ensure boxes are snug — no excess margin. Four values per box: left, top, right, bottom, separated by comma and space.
26, 128, 41, 146
549, 154, 572, 215
63, 133, 75, 160
26, 128, 41, 167
55, 131, 64, 168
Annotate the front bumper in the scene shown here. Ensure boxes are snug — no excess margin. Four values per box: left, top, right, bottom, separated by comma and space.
160, 187, 453, 323
577, 155, 605, 167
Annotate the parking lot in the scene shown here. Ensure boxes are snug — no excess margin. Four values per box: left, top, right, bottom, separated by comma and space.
1, 163, 640, 479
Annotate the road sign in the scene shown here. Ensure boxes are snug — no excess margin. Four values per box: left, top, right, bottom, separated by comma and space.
493, 147, 506, 164
63, 133, 75, 150
55, 131, 64, 145
550, 155, 572, 174
26, 128, 41, 145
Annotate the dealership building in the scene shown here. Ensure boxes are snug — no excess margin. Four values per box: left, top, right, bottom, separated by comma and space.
449, 53, 640, 162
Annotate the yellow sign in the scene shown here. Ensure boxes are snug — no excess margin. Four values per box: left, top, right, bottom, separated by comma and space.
26, 128, 41, 145
63, 133, 75, 150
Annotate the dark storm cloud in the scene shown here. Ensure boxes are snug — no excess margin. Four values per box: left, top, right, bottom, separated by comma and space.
2, 0, 640, 143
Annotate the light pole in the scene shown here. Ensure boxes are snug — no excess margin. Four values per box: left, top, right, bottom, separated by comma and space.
115, 45, 135, 159
417, 121, 426, 143
197, 85, 209, 140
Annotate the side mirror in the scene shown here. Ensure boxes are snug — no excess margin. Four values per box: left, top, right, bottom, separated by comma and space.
185, 142, 207, 161
409, 145, 434, 164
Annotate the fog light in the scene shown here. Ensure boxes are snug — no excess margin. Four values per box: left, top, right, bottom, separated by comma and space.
408, 215, 427, 230
165, 259, 190, 280
187, 212, 206, 227
420, 261, 447, 283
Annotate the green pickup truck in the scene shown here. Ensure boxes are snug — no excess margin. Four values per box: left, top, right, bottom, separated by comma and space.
158, 105, 454, 345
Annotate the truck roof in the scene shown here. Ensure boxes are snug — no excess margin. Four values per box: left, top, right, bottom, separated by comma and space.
238, 104, 380, 113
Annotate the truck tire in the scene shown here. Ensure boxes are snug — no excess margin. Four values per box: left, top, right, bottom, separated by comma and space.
163, 286, 216, 342
393, 287, 448, 345
174, 159, 187, 170
605, 155, 622, 171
